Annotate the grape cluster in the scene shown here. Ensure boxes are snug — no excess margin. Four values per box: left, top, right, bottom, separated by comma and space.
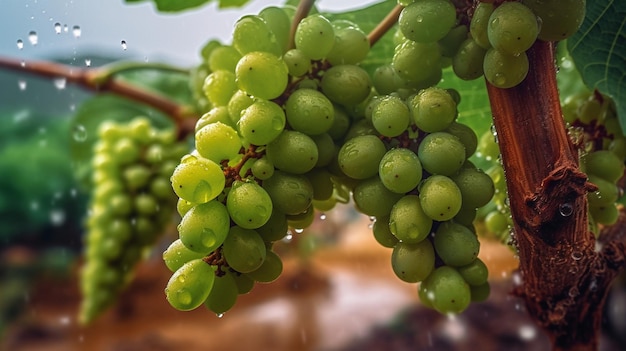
79, 117, 186, 324
451, 0, 586, 88
563, 91, 625, 232
165, 3, 496, 317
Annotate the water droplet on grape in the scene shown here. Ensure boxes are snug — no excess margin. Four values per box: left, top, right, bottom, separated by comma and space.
177, 274, 187, 283
294, 228, 304, 234
73, 125, 87, 142
559, 203, 573, 217
28, 31, 38, 46
201, 228, 216, 248
193, 180, 213, 203
72, 25, 81, 38
177, 289, 192, 305
54, 22, 62, 34
16, 39, 24, 50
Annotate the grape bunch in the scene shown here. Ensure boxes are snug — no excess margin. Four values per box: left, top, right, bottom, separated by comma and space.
563, 91, 626, 232
164, 2, 497, 317
451, 0, 586, 88
79, 117, 186, 324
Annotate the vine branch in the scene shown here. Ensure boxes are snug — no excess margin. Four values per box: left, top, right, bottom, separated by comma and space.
0, 56, 198, 137
367, 4, 403, 47
288, 0, 316, 50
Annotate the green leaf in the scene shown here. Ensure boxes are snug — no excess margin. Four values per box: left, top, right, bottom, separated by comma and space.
568, 0, 626, 131
69, 94, 175, 188
126, 0, 249, 12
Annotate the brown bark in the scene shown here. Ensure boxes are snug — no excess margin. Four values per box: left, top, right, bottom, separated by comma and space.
486, 40, 626, 350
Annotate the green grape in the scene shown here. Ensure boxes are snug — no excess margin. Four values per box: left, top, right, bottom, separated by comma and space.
283, 49, 311, 77
128, 117, 153, 144
262, 171, 313, 215
338, 135, 387, 180
522, 0, 586, 41
232, 271, 255, 294
410, 87, 457, 133
200, 39, 222, 63
485, 210, 509, 234
454, 204, 478, 227
113, 137, 140, 165
392, 40, 441, 84
256, 209, 289, 242
203, 70, 237, 107
294, 14, 335, 60
123, 164, 151, 191
205, 271, 239, 315
321, 65, 372, 106
373, 216, 399, 248
391, 240, 435, 283
379, 148, 422, 194
196, 122, 242, 163
587, 175, 619, 207
165, 259, 216, 311
222, 226, 266, 273
170, 155, 225, 204
470, 282, 490, 302
208, 45, 242, 72
419, 175, 463, 221
445, 122, 478, 158
163, 239, 207, 272
235, 51, 288, 100
134, 193, 159, 215
399, 0, 456, 43
371, 95, 410, 137
287, 204, 316, 229
457, 258, 488, 286
342, 118, 377, 142
389, 195, 433, 243
196, 107, 233, 132
470, 2, 494, 49
227, 181, 273, 229
451, 167, 495, 209
306, 169, 334, 201
326, 26, 370, 65
353, 177, 404, 217
582, 150, 624, 183
266, 130, 318, 174
420, 266, 471, 314
452, 38, 487, 81
232, 15, 281, 56
177, 198, 194, 217
589, 204, 619, 226
609, 138, 626, 160
434, 221, 480, 267
238, 99, 286, 145
487, 2, 539, 55
372, 64, 404, 95
438, 25, 468, 58
418, 132, 466, 176
483, 48, 529, 89
477, 129, 500, 161
251, 157, 274, 180
328, 105, 351, 141
311, 133, 336, 168
227, 90, 254, 125
258, 6, 291, 53
286, 89, 335, 135
178, 200, 230, 254
245, 249, 283, 283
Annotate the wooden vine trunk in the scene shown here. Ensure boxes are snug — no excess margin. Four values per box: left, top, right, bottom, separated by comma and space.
486, 40, 625, 351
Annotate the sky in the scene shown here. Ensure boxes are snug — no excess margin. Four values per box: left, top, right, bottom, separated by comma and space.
0, 0, 379, 66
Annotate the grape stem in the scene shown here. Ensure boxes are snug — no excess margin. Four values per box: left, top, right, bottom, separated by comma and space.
288, 0, 317, 50
486, 40, 626, 351
0, 56, 198, 139
367, 4, 403, 47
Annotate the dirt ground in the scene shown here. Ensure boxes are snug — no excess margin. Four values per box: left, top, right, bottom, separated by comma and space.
2, 214, 624, 351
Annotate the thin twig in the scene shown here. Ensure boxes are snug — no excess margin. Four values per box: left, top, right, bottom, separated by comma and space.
367, 4, 403, 47
0, 56, 198, 136
288, 0, 316, 50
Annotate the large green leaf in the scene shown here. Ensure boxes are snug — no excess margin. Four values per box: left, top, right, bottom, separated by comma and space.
126, 0, 250, 12
568, 0, 626, 130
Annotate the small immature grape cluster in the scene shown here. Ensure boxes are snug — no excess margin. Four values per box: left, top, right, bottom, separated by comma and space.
80, 117, 186, 324
165, 2, 497, 317
563, 91, 626, 232
452, 0, 586, 88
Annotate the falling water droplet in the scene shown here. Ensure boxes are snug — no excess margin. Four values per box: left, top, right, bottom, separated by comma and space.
17, 39, 24, 49
216, 313, 224, 318
54, 22, 61, 34
72, 25, 81, 38
294, 228, 304, 234
73, 125, 87, 142
319, 213, 326, 220
18, 80, 27, 90
518, 325, 537, 341
53, 77, 67, 90
28, 31, 38, 45
84, 59, 91, 67
121, 40, 127, 50
50, 209, 66, 225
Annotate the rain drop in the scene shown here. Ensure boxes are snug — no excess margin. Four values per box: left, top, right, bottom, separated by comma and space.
319, 213, 326, 220
17, 39, 24, 50
121, 40, 128, 50
518, 325, 537, 340
53, 77, 67, 90
28, 31, 38, 46
85, 59, 91, 67
50, 210, 66, 225
18, 80, 27, 90
63, 24, 69, 33
217, 313, 224, 318
294, 228, 304, 234
73, 124, 87, 142
72, 25, 81, 38
54, 22, 61, 34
